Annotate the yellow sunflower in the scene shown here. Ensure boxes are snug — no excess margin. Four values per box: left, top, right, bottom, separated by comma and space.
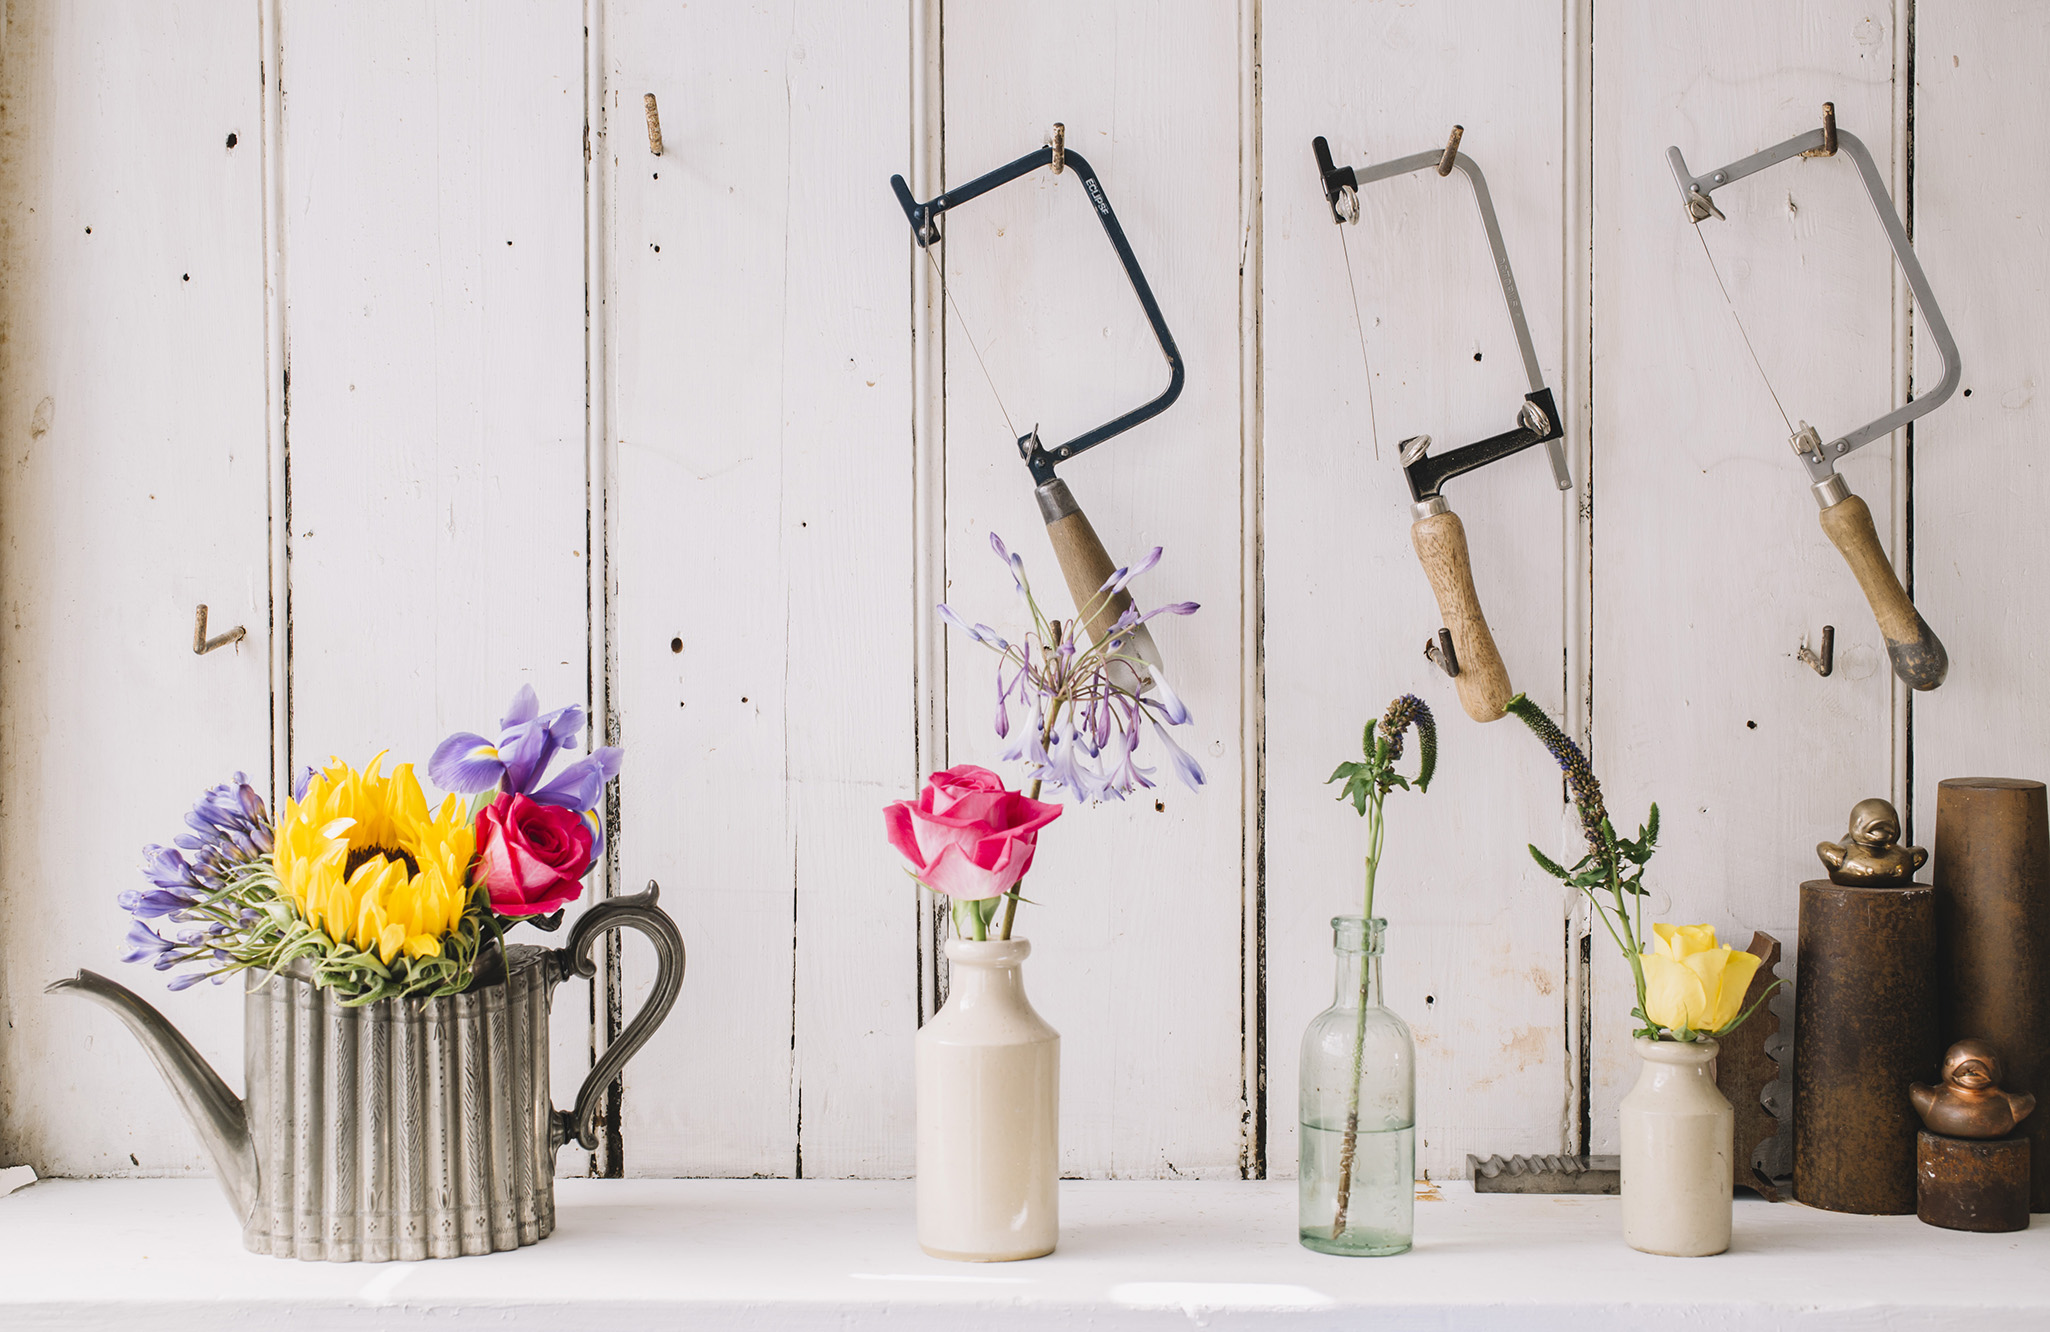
273, 753, 477, 964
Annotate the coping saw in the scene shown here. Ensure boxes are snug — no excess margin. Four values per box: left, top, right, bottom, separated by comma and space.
1669, 103, 1959, 691
890, 128, 1183, 673
1313, 130, 1573, 723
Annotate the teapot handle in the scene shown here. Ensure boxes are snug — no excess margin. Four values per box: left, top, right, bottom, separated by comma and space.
548, 880, 686, 1152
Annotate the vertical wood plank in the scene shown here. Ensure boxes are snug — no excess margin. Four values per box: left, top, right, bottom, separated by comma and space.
277, 0, 594, 1168
1591, 5, 1900, 1145
1261, 1, 1575, 1180
1908, 9, 2050, 825
938, 0, 1248, 1178
606, 0, 915, 1177
0, 0, 272, 1174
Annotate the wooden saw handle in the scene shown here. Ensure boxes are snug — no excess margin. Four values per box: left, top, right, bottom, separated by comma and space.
1039, 481, 1160, 674
1817, 493, 1948, 690
1411, 507, 1513, 722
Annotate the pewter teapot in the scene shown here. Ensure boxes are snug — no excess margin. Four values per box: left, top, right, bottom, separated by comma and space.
49, 884, 683, 1261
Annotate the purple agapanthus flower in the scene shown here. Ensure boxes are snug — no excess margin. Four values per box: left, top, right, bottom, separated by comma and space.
120, 771, 278, 991
937, 534, 1205, 803
429, 686, 623, 816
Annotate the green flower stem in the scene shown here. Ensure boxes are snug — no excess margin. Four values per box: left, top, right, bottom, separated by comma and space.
997, 698, 1067, 942
954, 895, 987, 942
1332, 736, 1389, 1240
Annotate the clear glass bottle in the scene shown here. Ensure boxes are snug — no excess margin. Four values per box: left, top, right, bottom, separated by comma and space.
1299, 916, 1415, 1255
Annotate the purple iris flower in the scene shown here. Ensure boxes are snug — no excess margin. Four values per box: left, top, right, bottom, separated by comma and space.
429, 685, 622, 816
530, 748, 625, 812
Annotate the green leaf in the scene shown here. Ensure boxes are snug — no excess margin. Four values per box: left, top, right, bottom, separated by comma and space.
1528, 844, 1571, 880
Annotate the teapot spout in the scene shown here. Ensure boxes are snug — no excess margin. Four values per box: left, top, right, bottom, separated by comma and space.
47, 970, 258, 1224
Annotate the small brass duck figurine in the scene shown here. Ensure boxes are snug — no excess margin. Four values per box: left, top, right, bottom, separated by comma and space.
1816, 797, 1927, 887
1912, 1039, 2037, 1139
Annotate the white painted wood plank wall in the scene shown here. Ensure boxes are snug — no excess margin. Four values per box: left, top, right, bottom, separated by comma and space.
1911, 7, 2050, 828
4, 0, 2041, 1185
0, 0, 272, 1176
604, 0, 916, 1179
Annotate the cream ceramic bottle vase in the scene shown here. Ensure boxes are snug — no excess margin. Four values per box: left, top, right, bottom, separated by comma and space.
915, 938, 1060, 1261
1620, 1037, 1734, 1256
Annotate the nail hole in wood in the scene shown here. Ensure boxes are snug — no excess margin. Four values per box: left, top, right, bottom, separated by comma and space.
225, 132, 237, 149
1746, 720, 1758, 730
1473, 352, 1483, 362
1154, 800, 1165, 812
670, 637, 683, 653
1963, 388, 1973, 397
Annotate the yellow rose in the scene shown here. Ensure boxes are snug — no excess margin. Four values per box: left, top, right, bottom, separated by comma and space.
1640, 923, 1763, 1035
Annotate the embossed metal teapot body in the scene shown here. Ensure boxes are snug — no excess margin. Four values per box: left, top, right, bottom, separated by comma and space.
49, 885, 683, 1261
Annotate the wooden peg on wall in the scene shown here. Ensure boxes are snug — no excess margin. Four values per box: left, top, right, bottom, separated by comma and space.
644, 93, 664, 157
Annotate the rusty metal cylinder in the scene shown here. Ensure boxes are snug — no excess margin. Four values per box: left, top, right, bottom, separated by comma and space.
1917, 1132, 2031, 1233
1793, 880, 1942, 1214
1933, 777, 2050, 1212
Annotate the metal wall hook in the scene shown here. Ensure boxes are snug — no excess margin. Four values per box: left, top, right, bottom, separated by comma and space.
1801, 102, 1837, 159
643, 93, 664, 157
193, 605, 246, 655
1049, 122, 1065, 174
1436, 124, 1464, 177
1798, 624, 1835, 677
1425, 628, 1461, 677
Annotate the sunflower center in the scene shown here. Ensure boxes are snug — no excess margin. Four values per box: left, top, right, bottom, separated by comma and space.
344, 843, 420, 879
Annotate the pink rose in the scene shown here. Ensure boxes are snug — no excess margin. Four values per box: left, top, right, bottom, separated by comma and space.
883, 765, 1062, 901
476, 793, 595, 916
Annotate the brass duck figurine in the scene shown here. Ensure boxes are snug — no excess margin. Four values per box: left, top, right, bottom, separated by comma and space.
1912, 1039, 2037, 1139
1816, 797, 1927, 887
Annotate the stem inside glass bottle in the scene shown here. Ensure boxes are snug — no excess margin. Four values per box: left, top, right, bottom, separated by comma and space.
1329, 916, 1381, 1239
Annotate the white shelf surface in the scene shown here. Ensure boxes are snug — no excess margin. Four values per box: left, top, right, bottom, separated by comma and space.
2, 1177, 2044, 1330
